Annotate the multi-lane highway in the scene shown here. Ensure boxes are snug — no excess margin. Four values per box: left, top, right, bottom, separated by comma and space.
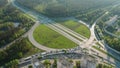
28, 21, 57, 51
104, 15, 120, 38
46, 24, 82, 45
83, 11, 109, 49
51, 23, 87, 41
6, 0, 120, 67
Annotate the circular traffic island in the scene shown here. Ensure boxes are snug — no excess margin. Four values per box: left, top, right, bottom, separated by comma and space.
33, 24, 77, 49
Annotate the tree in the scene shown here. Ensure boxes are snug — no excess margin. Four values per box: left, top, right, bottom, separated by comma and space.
76, 61, 80, 68
17, 52, 23, 58
5, 59, 19, 68
43, 60, 51, 68
52, 59, 57, 68
28, 65, 33, 68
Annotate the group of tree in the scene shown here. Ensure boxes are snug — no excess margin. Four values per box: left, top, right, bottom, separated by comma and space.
95, 13, 120, 52
0, 3, 34, 47
104, 36, 120, 51
43, 60, 51, 68
16, 0, 118, 18
96, 63, 114, 68
75, 61, 81, 68
76, 9, 105, 26
111, 6, 120, 16
15, 0, 120, 26
52, 59, 57, 68
4, 59, 19, 68
0, 0, 7, 8
0, 38, 32, 66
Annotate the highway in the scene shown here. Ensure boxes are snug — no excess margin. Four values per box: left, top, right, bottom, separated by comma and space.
0, 21, 35, 50
10, 0, 85, 51
104, 15, 120, 38
3, 0, 58, 52
11, 0, 83, 51
102, 15, 120, 60
83, 11, 109, 49
78, 20, 90, 28
28, 22, 57, 51
46, 24, 82, 45
18, 46, 120, 68
9, 0, 120, 67
51, 23, 88, 41
93, 14, 120, 60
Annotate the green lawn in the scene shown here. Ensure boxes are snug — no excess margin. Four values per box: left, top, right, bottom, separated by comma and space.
33, 24, 77, 49
23, 38, 44, 57
115, 31, 120, 36
60, 20, 90, 38
96, 63, 114, 68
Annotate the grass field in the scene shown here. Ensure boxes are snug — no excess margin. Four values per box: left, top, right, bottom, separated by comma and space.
59, 20, 90, 38
33, 24, 77, 49
97, 63, 114, 68
24, 38, 44, 57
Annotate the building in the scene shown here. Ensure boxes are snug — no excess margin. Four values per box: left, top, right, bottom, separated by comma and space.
32, 58, 45, 68
57, 57, 73, 68
81, 55, 97, 68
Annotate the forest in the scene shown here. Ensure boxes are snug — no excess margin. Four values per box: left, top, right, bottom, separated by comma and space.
15, 0, 119, 25
16, 0, 117, 17
0, 0, 43, 67
95, 10, 120, 52
0, 38, 42, 67
1, 0, 120, 67
0, 0, 7, 8
0, 2, 34, 47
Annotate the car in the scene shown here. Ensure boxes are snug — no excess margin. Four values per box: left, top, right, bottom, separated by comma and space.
24, 57, 32, 61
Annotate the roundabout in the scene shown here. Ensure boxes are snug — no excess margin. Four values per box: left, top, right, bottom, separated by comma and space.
10, 0, 120, 67
33, 24, 77, 49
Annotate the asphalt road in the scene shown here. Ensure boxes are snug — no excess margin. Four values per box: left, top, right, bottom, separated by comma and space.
9, 0, 120, 67
104, 15, 120, 38
83, 11, 109, 48
28, 21, 57, 51
46, 24, 82, 45
52, 23, 87, 41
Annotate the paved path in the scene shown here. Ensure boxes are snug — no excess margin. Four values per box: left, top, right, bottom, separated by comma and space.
102, 15, 120, 60
12, 0, 83, 51
9, 0, 85, 52
104, 15, 120, 38
28, 22, 57, 51
52, 23, 87, 41
9, 0, 58, 52
46, 24, 81, 45
11, 0, 120, 67
82, 11, 109, 48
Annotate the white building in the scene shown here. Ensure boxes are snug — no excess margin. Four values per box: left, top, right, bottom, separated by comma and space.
57, 58, 73, 68
81, 55, 97, 68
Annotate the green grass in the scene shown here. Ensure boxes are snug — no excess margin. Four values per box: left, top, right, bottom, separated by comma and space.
23, 38, 44, 57
60, 20, 90, 38
23, 13, 36, 21
96, 63, 115, 68
115, 31, 120, 36
33, 24, 77, 49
